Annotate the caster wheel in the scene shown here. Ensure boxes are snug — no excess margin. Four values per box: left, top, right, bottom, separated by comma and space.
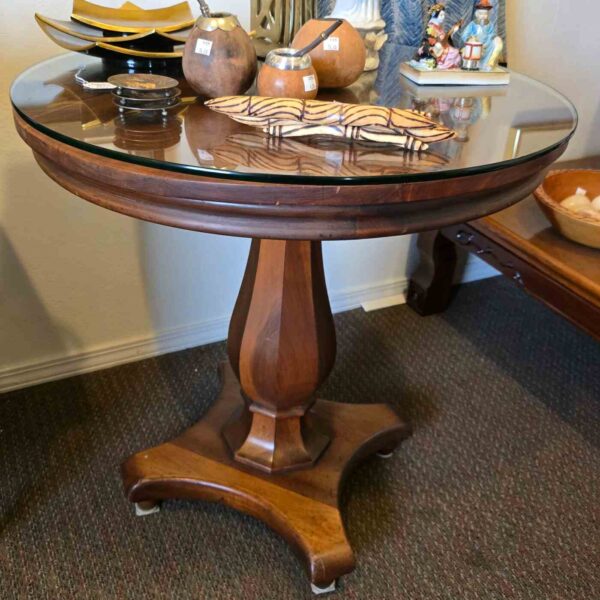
311, 581, 336, 595
134, 501, 161, 517
376, 449, 395, 459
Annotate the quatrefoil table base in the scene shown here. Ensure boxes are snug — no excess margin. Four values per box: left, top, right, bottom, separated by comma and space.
122, 362, 410, 588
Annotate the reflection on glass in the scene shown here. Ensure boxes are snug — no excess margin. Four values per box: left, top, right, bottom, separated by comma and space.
199, 132, 449, 177
10, 50, 577, 184
505, 119, 576, 160
113, 112, 183, 160
397, 78, 507, 161
184, 103, 449, 177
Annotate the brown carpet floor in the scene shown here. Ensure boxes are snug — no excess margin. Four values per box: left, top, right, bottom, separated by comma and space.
1, 277, 599, 600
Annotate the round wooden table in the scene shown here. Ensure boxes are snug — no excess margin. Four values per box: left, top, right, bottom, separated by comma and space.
12, 53, 576, 593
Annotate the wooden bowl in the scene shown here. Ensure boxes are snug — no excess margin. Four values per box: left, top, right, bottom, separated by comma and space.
291, 19, 365, 88
534, 169, 600, 249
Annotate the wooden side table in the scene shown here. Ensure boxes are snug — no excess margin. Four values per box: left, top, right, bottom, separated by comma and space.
408, 158, 600, 340
11, 53, 577, 593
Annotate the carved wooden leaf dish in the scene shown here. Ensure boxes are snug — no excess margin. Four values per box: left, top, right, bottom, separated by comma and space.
205, 96, 456, 152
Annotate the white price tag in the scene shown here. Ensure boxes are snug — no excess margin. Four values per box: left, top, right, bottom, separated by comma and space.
82, 81, 116, 90
323, 36, 340, 51
195, 39, 213, 56
303, 74, 317, 92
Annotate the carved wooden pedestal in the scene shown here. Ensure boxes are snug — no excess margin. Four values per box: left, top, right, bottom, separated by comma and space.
121, 240, 410, 588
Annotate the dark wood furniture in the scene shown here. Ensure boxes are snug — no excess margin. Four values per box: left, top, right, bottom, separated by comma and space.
408, 157, 600, 340
11, 53, 576, 593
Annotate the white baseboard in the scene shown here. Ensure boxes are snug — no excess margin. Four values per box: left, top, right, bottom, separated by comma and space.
362, 293, 407, 312
0, 259, 497, 394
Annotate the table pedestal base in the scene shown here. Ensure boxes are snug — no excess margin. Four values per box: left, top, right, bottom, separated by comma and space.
122, 363, 409, 588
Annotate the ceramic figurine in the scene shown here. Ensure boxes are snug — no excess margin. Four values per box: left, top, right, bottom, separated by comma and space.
205, 95, 456, 151
461, 38, 484, 70
327, 0, 385, 29
291, 19, 366, 88
183, 12, 257, 99
326, 0, 387, 71
460, 0, 504, 71
414, 37, 438, 70
425, 3, 447, 47
424, 4, 463, 70
401, 0, 508, 85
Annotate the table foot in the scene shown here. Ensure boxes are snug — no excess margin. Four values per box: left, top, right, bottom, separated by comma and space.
121, 363, 410, 587
376, 450, 395, 459
311, 581, 336, 595
134, 500, 161, 517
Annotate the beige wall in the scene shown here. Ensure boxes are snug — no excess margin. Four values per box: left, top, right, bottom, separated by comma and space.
506, 0, 600, 159
1, 1, 597, 391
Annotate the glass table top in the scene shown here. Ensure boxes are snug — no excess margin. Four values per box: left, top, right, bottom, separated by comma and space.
11, 47, 577, 185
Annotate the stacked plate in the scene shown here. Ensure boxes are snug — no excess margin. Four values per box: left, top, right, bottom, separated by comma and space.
108, 74, 182, 116
35, 0, 194, 68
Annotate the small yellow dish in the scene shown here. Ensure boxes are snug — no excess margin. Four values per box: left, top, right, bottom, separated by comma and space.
71, 0, 194, 33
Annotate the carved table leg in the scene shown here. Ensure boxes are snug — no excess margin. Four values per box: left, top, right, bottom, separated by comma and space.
223, 239, 335, 474
407, 230, 458, 316
122, 239, 410, 589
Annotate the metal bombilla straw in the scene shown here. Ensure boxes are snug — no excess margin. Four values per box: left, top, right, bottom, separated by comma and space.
293, 19, 344, 57
197, 0, 211, 18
